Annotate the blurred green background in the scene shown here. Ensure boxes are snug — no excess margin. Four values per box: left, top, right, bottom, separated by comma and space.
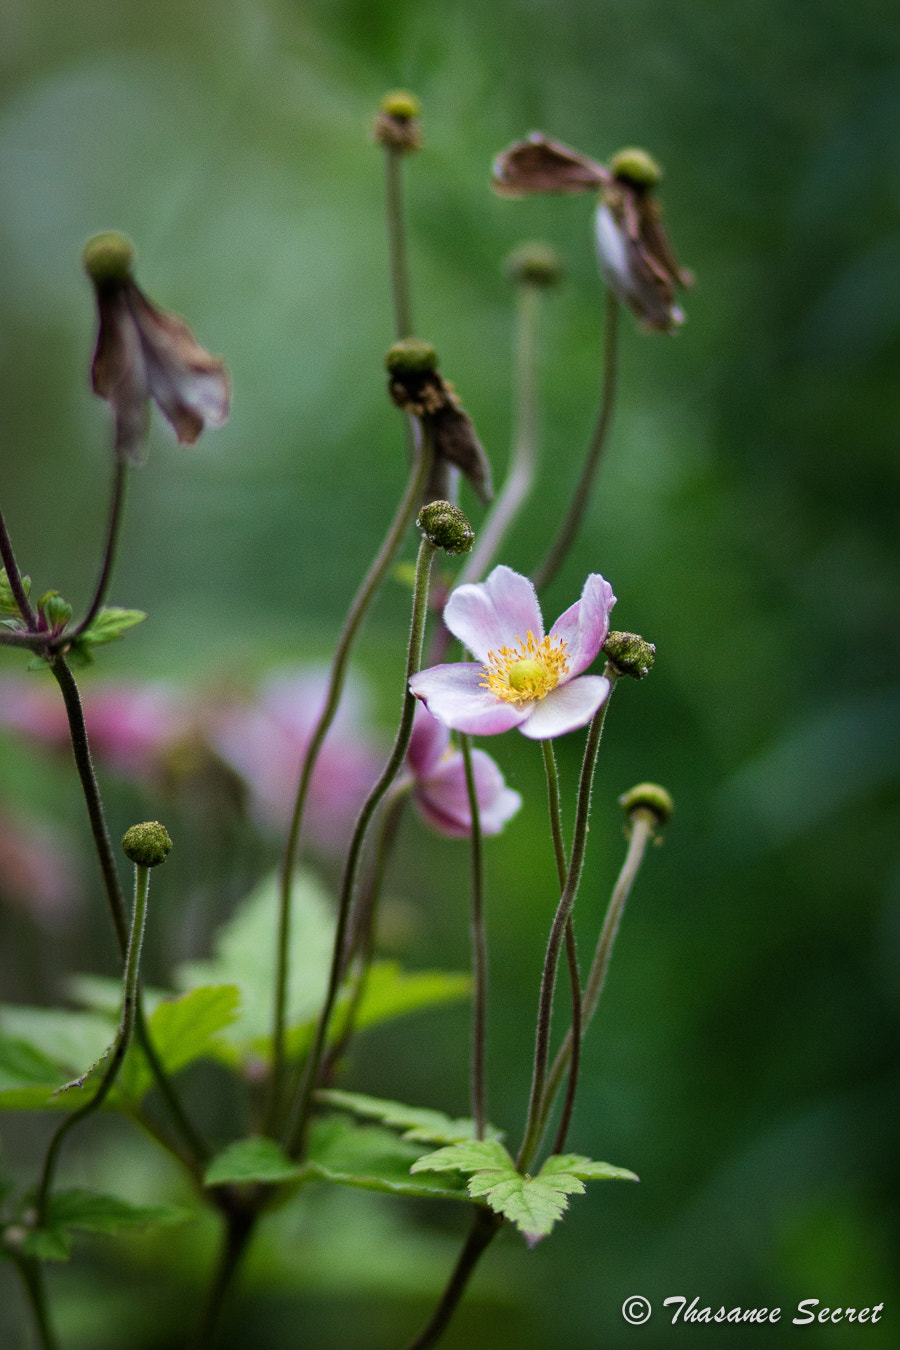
1, 0, 898, 1346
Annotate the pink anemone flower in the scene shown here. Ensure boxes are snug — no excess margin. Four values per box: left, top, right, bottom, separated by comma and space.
410, 565, 615, 740
405, 704, 521, 837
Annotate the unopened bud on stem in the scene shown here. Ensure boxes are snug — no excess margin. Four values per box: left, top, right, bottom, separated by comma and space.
603, 631, 656, 679
374, 90, 423, 152
417, 501, 475, 555
619, 782, 673, 828
504, 242, 563, 289
122, 821, 173, 868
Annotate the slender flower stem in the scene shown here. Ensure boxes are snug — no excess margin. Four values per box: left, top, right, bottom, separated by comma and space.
190, 1198, 258, 1350
13, 1257, 60, 1350
539, 740, 582, 1159
385, 144, 413, 339
0, 496, 38, 628
48, 654, 207, 1168
36, 859, 152, 1223
284, 534, 438, 1155
459, 733, 487, 1139
267, 435, 432, 1132
538, 807, 657, 1147
516, 674, 617, 1173
403, 1207, 503, 1350
532, 292, 619, 593
456, 282, 542, 589
69, 455, 129, 639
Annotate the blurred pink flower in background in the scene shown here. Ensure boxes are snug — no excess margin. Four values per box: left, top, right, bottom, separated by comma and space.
0, 804, 79, 925
208, 667, 383, 853
404, 703, 522, 837
0, 675, 192, 777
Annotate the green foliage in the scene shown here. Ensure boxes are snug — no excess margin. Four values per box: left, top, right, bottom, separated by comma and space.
411, 1140, 637, 1243
69, 606, 147, 664
15, 1189, 190, 1262
306, 1115, 470, 1201
116, 984, 242, 1103
0, 568, 30, 616
204, 1136, 304, 1187
317, 1089, 504, 1145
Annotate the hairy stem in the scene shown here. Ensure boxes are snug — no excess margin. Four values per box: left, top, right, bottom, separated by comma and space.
459, 733, 487, 1139
190, 1199, 258, 1350
385, 143, 413, 339
516, 676, 616, 1172
284, 534, 437, 1155
13, 1258, 60, 1350
69, 454, 129, 639
0, 496, 38, 628
267, 435, 432, 1132
532, 292, 619, 592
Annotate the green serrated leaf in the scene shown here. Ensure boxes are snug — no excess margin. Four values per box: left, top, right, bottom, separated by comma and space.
410, 1138, 513, 1177
307, 1117, 470, 1201
117, 985, 243, 1102
465, 1168, 581, 1243
539, 1153, 639, 1184
0, 1035, 69, 1108
0, 1007, 115, 1109
20, 1189, 190, 1261
204, 1137, 305, 1187
317, 1090, 503, 1146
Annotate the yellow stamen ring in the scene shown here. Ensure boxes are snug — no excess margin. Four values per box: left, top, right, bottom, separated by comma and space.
480, 631, 569, 706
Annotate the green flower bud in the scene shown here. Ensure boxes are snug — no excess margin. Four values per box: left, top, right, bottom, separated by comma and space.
504, 242, 563, 288
608, 147, 662, 188
386, 338, 439, 375
374, 90, 423, 151
603, 630, 656, 679
122, 821, 173, 868
619, 782, 674, 827
83, 231, 136, 285
417, 500, 475, 555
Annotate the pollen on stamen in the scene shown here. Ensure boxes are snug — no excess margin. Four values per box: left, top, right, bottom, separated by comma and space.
480, 631, 569, 705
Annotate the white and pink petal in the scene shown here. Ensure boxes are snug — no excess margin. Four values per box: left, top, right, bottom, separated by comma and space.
517, 673, 610, 740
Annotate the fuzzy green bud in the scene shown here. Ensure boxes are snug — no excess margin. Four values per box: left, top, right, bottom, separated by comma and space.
603, 630, 656, 679
609, 147, 662, 188
380, 90, 421, 120
619, 782, 673, 827
504, 242, 563, 289
417, 500, 475, 555
385, 338, 439, 376
83, 231, 135, 285
122, 821, 173, 868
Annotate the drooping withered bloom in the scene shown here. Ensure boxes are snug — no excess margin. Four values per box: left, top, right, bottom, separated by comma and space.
492, 132, 692, 332
386, 338, 493, 505
83, 231, 230, 461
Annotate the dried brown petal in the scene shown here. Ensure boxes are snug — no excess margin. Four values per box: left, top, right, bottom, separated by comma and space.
492, 132, 609, 197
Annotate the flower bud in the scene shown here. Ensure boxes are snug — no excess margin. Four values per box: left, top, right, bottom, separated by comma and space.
83, 231, 136, 285
603, 631, 656, 679
504, 242, 563, 289
374, 90, 423, 152
122, 820, 172, 868
619, 782, 673, 827
417, 501, 475, 555
609, 147, 662, 188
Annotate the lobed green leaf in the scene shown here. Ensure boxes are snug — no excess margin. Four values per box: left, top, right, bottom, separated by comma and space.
316, 1089, 503, 1145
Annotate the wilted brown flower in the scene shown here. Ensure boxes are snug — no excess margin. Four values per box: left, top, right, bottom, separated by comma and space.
595, 148, 693, 333
83, 232, 230, 461
386, 339, 493, 505
492, 132, 609, 197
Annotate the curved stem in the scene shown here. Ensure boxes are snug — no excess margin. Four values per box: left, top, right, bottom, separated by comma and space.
403, 1207, 503, 1350
459, 734, 487, 1139
539, 808, 657, 1146
284, 534, 437, 1155
49, 654, 207, 1168
539, 740, 582, 1157
532, 292, 619, 592
456, 282, 542, 589
69, 455, 129, 639
13, 1257, 60, 1350
516, 676, 617, 1173
267, 435, 432, 1132
0, 496, 38, 628
190, 1200, 258, 1350
37, 860, 151, 1222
